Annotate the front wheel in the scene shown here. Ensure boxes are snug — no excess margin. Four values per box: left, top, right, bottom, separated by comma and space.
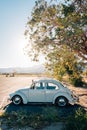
56, 96, 68, 107
12, 95, 22, 105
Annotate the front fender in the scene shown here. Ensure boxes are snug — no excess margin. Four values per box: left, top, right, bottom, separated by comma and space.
53, 92, 72, 104
10, 91, 28, 104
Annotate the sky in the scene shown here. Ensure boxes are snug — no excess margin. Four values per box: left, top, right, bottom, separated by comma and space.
0, 0, 45, 68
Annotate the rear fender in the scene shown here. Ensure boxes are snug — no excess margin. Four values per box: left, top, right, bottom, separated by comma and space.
53, 92, 72, 104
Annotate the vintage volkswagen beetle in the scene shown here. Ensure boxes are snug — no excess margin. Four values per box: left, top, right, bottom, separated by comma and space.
9, 79, 79, 107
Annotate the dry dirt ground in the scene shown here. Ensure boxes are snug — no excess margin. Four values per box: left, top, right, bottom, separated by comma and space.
0, 75, 39, 109
67, 77, 87, 110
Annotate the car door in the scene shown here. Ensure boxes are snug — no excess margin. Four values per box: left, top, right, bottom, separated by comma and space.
29, 82, 46, 102
45, 82, 59, 102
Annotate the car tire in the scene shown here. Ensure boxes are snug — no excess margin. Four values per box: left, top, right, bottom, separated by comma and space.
56, 96, 68, 107
12, 95, 22, 105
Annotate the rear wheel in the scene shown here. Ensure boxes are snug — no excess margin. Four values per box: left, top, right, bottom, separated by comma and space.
56, 96, 68, 107
12, 95, 22, 105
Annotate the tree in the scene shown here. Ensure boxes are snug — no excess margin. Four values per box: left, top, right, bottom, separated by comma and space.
45, 45, 84, 86
25, 0, 87, 85
25, 0, 87, 60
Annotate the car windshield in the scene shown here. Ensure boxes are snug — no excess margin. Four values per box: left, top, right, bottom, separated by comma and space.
30, 81, 35, 89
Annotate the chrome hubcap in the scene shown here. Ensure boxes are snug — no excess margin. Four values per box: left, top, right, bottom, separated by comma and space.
13, 96, 21, 105
58, 98, 66, 106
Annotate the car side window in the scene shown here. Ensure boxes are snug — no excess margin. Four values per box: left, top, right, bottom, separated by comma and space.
46, 82, 59, 90
35, 82, 44, 89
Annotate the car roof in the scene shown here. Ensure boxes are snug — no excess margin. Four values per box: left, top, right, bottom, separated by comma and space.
33, 78, 60, 84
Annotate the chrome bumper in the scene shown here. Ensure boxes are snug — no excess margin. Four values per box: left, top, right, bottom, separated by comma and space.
70, 94, 79, 105
74, 96, 79, 102
72, 95, 79, 104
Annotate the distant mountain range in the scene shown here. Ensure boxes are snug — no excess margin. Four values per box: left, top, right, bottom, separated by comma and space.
0, 65, 45, 74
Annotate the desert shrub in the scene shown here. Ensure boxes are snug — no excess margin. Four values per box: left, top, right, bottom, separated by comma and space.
64, 108, 87, 130
0, 107, 59, 129
1, 111, 42, 128
42, 106, 59, 122
69, 76, 83, 87
83, 69, 87, 76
